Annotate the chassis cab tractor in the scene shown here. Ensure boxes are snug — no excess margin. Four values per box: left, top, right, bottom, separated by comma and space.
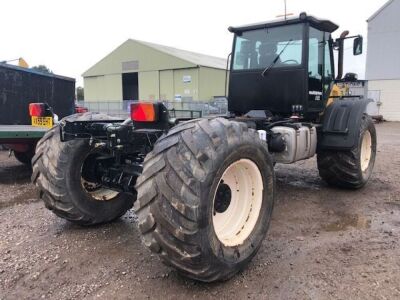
32, 13, 376, 282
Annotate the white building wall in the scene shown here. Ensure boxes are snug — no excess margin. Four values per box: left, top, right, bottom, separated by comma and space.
368, 79, 400, 121
366, 0, 400, 120
84, 74, 122, 101
366, 0, 400, 80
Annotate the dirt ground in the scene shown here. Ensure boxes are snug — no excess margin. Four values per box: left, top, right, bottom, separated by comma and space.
0, 122, 399, 300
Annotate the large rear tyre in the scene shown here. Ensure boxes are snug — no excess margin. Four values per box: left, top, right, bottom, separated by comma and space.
134, 118, 275, 282
317, 114, 377, 189
31, 113, 134, 225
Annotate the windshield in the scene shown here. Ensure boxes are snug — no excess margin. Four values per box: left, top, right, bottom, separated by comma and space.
232, 24, 303, 71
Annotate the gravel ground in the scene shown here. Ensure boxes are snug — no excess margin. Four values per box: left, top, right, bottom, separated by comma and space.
0, 122, 399, 300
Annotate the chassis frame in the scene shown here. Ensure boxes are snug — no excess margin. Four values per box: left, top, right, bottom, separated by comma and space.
60, 103, 317, 196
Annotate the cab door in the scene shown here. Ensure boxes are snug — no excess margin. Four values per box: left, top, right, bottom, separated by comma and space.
307, 27, 334, 113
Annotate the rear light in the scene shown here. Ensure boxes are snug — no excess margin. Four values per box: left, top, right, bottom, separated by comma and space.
29, 103, 46, 117
130, 102, 157, 122
75, 106, 88, 113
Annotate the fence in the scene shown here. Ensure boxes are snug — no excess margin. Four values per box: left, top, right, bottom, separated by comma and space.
77, 99, 228, 119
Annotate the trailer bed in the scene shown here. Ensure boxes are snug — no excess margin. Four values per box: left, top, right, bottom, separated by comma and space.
0, 125, 48, 140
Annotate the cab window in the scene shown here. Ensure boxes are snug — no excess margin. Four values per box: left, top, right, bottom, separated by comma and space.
233, 24, 303, 71
308, 27, 334, 101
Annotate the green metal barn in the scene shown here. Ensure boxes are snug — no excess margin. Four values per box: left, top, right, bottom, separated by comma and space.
82, 39, 227, 102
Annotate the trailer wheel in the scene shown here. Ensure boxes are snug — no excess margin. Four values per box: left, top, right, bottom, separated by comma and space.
317, 114, 376, 189
31, 113, 133, 225
14, 149, 35, 165
135, 118, 275, 282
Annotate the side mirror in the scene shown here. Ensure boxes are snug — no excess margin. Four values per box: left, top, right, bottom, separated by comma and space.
353, 36, 363, 55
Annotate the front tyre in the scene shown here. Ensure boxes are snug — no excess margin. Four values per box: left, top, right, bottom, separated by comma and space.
134, 118, 275, 282
317, 114, 377, 189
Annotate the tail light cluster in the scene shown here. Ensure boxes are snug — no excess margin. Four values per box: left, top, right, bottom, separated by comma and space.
130, 102, 157, 122
29, 103, 48, 117
75, 105, 89, 113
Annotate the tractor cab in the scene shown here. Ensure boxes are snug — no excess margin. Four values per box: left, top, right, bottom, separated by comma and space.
228, 12, 362, 120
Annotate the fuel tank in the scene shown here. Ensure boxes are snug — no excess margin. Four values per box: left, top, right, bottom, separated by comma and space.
270, 125, 317, 163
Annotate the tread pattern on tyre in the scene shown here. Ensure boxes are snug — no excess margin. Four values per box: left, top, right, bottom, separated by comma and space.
32, 112, 130, 225
317, 114, 376, 189
134, 117, 262, 282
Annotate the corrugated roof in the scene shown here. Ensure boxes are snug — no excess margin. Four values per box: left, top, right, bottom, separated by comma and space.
132, 39, 227, 70
367, 0, 394, 22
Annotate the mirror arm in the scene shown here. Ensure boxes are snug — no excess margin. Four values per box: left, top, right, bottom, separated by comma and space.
335, 31, 349, 80
336, 34, 362, 41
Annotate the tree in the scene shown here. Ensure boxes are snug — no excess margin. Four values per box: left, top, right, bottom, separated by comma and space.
76, 86, 84, 101
31, 65, 53, 74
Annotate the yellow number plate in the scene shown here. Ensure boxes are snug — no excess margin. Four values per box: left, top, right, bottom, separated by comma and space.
31, 116, 53, 128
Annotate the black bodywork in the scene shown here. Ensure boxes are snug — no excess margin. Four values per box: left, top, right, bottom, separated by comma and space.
228, 14, 338, 119
0, 63, 75, 125
318, 98, 372, 150
59, 13, 369, 195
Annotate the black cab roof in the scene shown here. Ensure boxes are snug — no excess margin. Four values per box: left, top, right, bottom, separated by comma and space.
228, 12, 339, 34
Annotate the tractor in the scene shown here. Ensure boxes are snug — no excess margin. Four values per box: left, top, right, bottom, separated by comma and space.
31, 13, 376, 282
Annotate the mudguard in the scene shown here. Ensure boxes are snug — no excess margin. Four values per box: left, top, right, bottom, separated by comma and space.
318, 98, 372, 150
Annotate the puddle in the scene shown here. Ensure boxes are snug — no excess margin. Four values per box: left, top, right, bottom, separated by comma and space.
276, 177, 321, 190
323, 214, 371, 232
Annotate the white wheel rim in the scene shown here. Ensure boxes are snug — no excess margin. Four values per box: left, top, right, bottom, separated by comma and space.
212, 159, 264, 247
360, 130, 372, 172
81, 178, 120, 201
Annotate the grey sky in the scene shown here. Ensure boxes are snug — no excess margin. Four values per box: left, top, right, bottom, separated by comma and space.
1, 0, 387, 85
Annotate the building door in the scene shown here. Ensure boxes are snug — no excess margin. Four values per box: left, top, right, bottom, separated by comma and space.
122, 72, 138, 100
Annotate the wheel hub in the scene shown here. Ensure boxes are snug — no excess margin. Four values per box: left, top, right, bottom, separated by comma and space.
81, 153, 120, 201
214, 181, 232, 214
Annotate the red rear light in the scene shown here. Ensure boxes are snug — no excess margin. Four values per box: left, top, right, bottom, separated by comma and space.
75, 106, 88, 113
130, 102, 157, 122
29, 103, 45, 117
